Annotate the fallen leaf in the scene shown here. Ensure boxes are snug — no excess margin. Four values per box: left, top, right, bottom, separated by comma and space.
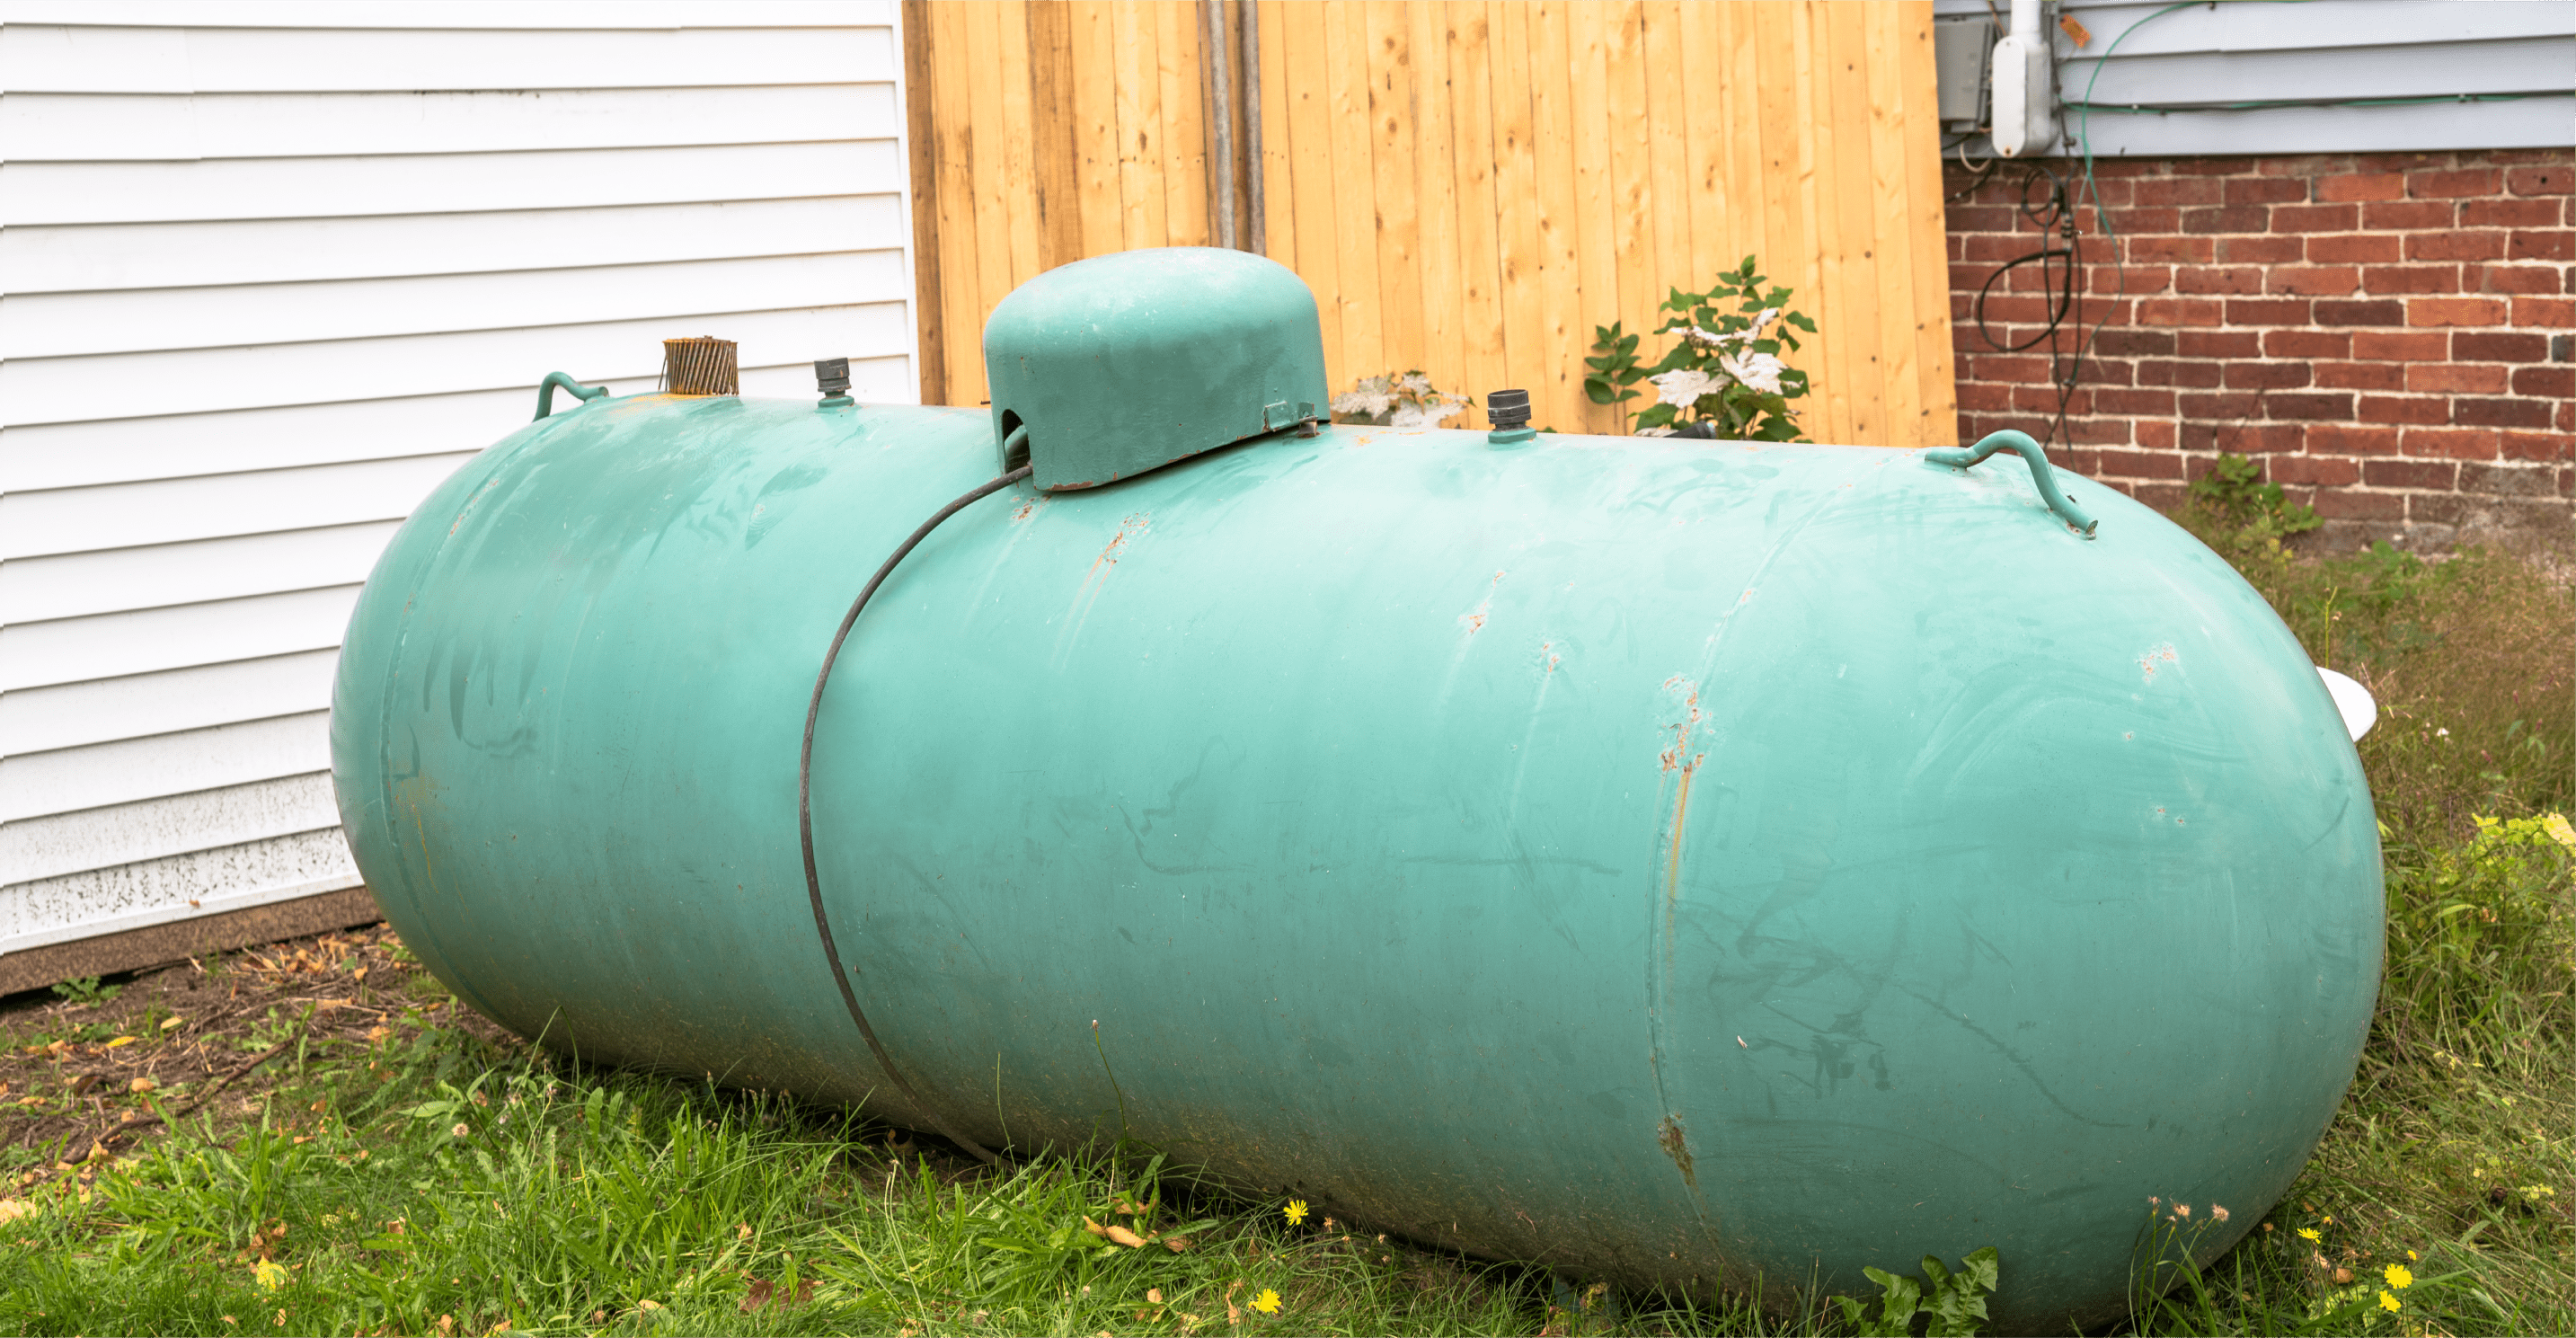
1163, 1235, 1191, 1253
1105, 1223, 1147, 1248
103, 1036, 137, 1050
1147, 1288, 1164, 1305
69, 1074, 103, 1096
160, 1016, 185, 1031
637, 1299, 664, 1312
1083, 1216, 1110, 1238
0, 1199, 33, 1224
739, 1277, 817, 1314
130, 1077, 156, 1094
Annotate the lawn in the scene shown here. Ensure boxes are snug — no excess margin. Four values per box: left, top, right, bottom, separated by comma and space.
2, 477, 2568, 1337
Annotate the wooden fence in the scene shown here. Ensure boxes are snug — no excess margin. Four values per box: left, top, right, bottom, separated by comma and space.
906, 1, 1958, 444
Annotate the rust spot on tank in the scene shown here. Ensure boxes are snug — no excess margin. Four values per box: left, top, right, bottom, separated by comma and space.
1010, 500, 1036, 523
1087, 513, 1150, 578
1658, 1115, 1697, 1187
1457, 570, 1505, 636
2138, 642, 2178, 683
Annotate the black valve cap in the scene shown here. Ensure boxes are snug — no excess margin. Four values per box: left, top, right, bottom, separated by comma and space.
814, 357, 853, 397
1486, 388, 1531, 430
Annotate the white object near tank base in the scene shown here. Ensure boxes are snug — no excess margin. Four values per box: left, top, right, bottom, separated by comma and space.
2317, 667, 2377, 741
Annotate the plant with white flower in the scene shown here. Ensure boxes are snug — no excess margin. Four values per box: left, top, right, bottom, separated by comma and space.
1583, 254, 1817, 440
1329, 370, 1475, 430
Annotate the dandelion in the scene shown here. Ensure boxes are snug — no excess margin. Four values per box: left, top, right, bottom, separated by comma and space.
1251, 1288, 1282, 1315
2407, 1249, 2418, 1261
2379, 1290, 2402, 1312
2297, 1227, 2321, 1241
253, 1259, 288, 1290
1284, 1200, 1309, 1226
2210, 1204, 2229, 1222
2384, 1263, 2413, 1289
2173, 1203, 2191, 1218
450, 1122, 469, 1138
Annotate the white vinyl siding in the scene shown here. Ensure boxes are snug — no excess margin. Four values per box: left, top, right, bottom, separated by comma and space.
1933, 0, 2576, 156
0, 0, 918, 961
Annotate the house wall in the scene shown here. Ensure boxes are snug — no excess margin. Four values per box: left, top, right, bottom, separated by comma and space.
1943, 148, 2572, 550
0, 1, 919, 989
1928, 0, 2574, 548
912, 0, 1962, 446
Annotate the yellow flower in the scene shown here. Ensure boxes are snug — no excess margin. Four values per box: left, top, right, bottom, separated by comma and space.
2407, 1249, 2418, 1261
252, 1259, 288, 1291
1284, 1200, 1308, 1226
2385, 1263, 2413, 1289
2378, 1290, 2402, 1312
1250, 1288, 1281, 1316
2297, 1227, 2321, 1241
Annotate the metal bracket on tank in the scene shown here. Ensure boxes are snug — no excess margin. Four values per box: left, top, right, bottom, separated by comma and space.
1925, 430, 2100, 538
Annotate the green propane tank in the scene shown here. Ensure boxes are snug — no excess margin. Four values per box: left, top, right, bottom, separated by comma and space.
332, 248, 2380, 1332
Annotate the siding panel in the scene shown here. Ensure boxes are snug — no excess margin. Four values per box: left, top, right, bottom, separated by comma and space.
0, 3, 918, 973
1931, 0, 2576, 155
2, 196, 907, 294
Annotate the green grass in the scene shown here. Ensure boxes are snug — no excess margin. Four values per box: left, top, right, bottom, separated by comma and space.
2, 492, 2568, 1337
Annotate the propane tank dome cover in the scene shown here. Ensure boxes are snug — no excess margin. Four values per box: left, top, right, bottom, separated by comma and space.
982, 247, 1329, 491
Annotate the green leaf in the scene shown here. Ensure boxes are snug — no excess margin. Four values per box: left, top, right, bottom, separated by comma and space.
1786, 311, 1818, 332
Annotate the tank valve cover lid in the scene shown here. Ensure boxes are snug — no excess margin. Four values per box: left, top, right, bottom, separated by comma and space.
981, 247, 1331, 492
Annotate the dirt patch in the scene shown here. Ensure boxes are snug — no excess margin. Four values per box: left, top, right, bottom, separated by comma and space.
0, 922, 516, 1183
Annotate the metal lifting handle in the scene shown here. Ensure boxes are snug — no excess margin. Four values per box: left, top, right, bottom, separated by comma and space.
534, 371, 611, 421
1924, 430, 2100, 538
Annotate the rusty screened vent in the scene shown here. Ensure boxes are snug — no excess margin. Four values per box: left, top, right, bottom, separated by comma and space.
659, 337, 739, 395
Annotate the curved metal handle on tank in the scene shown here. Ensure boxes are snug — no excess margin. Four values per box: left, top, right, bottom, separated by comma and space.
534, 371, 611, 421
1923, 430, 2099, 538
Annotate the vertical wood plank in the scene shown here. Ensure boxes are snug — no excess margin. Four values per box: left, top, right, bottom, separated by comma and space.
1157, 0, 1209, 246
1448, 0, 1508, 413
1602, 2, 1654, 373
1070, 1, 1124, 260
994, 0, 1046, 288
1721, 4, 1765, 286
962, 0, 1016, 331
1324, 0, 1383, 383
1365, 3, 1422, 386
930, 0, 987, 405
1256, 0, 1297, 265
1640, 1, 1691, 304
1490, 2, 1546, 413
1754, 1, 1819, 436
1527, 1, 1585, 434
1025, 0, 1086, 272
1890, 0, 1958, 444
1861, 1, 1918, 444
1281, 0, 1344, 380
1112, 1, 1167, 250
1675, 0, 1726, 290
901, 0, 947, 403
1411, 0, 1465, 404
1823, 2, 1887, 443
1563, 2, 1617, 432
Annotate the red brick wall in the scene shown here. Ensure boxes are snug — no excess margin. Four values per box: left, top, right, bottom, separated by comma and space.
1943, 148, 2572, 551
